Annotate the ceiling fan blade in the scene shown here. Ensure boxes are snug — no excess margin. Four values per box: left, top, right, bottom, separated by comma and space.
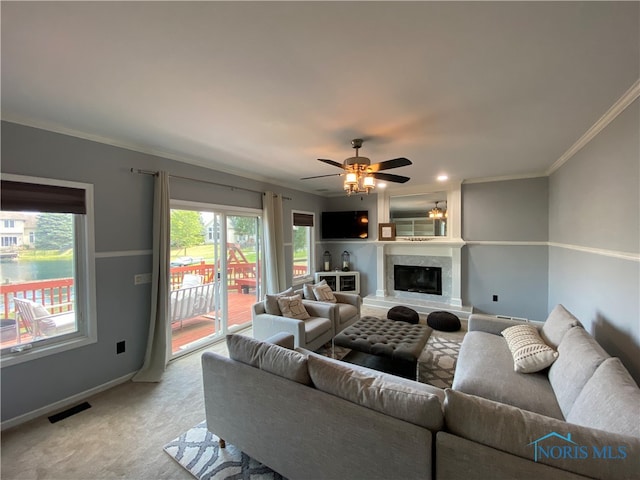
318, 158, 345, 169
367, 157, 412, 172
372, 172, 411, 183
300, 173, 343, 180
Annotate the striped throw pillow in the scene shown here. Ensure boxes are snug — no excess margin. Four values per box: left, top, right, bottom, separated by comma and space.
502, 324, 559, 373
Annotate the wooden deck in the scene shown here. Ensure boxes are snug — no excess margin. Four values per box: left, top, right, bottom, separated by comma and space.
1, 290, 258, 355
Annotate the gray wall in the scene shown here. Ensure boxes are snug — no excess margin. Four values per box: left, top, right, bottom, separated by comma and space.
316, 194, 379, 296
548, 99, 640, 382
0, 121, 327, 422
462, 177, 549, 319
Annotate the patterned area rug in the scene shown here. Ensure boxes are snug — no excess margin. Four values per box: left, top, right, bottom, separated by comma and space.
164, 421, 285, 480
418, 335, 461, 388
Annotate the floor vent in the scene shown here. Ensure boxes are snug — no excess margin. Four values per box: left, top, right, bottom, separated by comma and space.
48, 401, 91, 424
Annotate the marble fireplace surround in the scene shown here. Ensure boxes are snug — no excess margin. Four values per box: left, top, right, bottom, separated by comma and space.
364, 240, 471, 317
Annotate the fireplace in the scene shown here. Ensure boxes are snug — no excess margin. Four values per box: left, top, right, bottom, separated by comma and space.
393, 265, 442, 296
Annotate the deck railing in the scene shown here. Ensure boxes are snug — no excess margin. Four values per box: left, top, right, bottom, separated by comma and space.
2, 263, 309, 318
1, 278, 74, 319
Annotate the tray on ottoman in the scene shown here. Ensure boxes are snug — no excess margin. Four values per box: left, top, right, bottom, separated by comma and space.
333, 316, 432, 380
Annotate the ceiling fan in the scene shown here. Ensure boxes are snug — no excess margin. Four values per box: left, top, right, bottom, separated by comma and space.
301, 139, 412, 195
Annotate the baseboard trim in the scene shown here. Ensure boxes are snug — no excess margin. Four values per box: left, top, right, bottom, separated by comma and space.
1, 372, 136, 431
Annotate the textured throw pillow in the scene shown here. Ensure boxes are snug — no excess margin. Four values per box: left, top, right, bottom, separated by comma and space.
264, 287, 294, 315
302, 279, 327, 300
313, 283, 337, 303
277, 294, 311, 320
502, 324, 559, 373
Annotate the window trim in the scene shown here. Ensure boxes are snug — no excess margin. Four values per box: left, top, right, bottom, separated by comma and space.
0, 174, 97, 368
292, 210, 315, 285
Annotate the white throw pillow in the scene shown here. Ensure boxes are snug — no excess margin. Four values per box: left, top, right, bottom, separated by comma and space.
277, 294, 311, 320
502, 324, 559, 373
313, 283, 337, 303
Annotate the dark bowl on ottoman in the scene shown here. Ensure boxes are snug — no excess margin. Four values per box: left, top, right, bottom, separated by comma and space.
427, 311, 461, 332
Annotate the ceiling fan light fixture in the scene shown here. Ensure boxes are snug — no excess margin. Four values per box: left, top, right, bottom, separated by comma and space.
363, 175, 375, 188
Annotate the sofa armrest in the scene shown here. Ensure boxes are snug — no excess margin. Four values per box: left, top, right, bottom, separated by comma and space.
301, 299, 336, 319
444, 389, 640, 480
252, 313, 305, 343
468, 313, 535, 335
333, 292, 361, 309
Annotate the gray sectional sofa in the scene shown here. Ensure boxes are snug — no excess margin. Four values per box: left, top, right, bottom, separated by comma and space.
202, 332, 444, 480
441, 304, 640, 479
202, 304, 640, 480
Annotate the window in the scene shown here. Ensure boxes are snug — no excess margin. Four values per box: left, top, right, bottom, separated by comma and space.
1, 237, 18, 247
292, 211, 314, 282
0, 174, 97, 367
4, 220, 15, 228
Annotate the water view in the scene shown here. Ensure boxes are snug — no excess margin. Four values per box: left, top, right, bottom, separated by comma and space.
1, 259, 74, 284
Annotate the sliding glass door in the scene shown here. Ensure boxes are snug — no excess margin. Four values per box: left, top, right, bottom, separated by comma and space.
169, 201, 261, 358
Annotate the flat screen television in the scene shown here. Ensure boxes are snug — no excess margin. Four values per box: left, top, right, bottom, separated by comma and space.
321, 211, 369, 239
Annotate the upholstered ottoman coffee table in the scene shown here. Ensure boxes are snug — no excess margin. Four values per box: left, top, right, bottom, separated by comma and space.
333, 316, 432, 380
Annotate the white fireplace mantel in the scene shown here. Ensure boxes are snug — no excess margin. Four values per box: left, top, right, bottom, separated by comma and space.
371, 238, 466, 310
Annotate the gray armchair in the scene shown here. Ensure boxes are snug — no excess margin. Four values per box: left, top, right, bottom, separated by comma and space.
251, 299, 334, 351
295, 288, 361, 335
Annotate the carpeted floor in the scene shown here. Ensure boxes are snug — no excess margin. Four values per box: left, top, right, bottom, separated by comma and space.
1, 305, 465, 480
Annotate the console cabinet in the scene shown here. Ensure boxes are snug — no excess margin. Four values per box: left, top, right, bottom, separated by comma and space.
314, 271, 360, 295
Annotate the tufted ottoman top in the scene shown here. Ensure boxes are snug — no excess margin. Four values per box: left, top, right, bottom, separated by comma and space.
334, 316, 432, 362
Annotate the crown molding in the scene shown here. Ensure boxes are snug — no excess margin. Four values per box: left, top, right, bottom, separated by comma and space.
462, 172, 547, 185
546, 79, 640, 176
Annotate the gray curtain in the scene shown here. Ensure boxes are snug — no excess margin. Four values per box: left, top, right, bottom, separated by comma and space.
133, 171, 170, 382
262, 191, 286, 293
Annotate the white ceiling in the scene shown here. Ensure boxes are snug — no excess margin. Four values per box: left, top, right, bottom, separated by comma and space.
2, 2, 638, 195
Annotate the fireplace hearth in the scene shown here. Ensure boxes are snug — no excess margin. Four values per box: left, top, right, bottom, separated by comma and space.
394, 265, 442, 296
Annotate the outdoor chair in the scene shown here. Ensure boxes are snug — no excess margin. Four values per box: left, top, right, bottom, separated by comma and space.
170, 275, 217, 328
13, 297, 76, 339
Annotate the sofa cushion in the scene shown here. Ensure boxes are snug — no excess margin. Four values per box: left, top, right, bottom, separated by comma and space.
313, 283, 337, 303
502, 324, 559, 373
452, 331, 563, 419
567, 357, 640, 438
307, 354, 444, 431
548, 326, 609, 418
264, 287, 294, 315
226, 334, 311, 385
540, 304, 582, 348
444, 389, 640, 480
277, 294, 310, 320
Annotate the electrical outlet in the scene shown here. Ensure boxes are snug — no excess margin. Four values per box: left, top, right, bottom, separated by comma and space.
134, 273, 152, 285
116, 341, 125, 354
492, 295, 498, 302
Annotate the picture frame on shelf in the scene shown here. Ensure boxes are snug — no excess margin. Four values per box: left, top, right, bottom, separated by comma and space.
378, 223, 396, 241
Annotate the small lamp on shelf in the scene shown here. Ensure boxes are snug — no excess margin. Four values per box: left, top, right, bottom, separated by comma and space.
341, 251, 350, 271
323, 251, 331, 272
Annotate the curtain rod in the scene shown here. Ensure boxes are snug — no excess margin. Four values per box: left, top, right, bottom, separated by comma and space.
130, 168, 291, 200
